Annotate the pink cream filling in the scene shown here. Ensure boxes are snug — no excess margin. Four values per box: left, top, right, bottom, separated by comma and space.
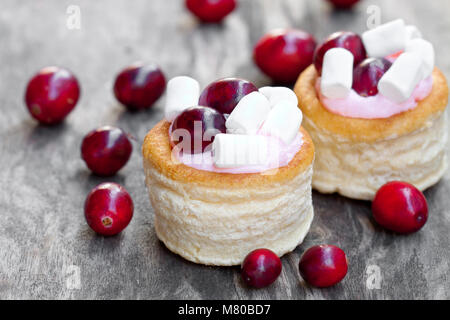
315, 76, 433, 119
169, 124, 304, 174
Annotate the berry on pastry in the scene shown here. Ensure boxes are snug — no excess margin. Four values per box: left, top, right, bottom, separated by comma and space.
143, 77, 315, 266
294, 20, 448, 200
313, 31, 366, 75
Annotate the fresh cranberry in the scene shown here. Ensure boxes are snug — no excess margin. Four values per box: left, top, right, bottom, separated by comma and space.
186, 0, 236, 23
171, 106, 226, 154
198, 78, 257, 114
314, 31, 366, 74
326, 0, 360, 9
84, 183, 134, 236
253, 29, 316, 83
299, 245, 348, 288
372, 182, 428, 234
113, 63, 166, 111
25, 66, 80, 125
352, 58, 392, 97
241, 249, 282, 288
81, 126, 132, 176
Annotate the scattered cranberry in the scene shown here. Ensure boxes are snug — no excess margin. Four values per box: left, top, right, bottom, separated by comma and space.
171, 106, 226, 154
314, 31, 366, 74
372, 182, 428, 234
352, 58, 392, 97
198, 78, 257, 114
186, 0, 236, 23
326, 0, 360, 9
113, 63, 166, 111
241, 249, 282, 288
25, 66, 80, 125
253, 29, 316, 83
81, 126, 132, 176
84, 182, 134, 236
299, 245, 348, 288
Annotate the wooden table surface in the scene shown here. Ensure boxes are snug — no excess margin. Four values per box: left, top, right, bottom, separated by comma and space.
0, 0, 449, 300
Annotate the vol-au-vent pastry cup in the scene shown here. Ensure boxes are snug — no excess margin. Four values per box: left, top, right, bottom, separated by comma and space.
142, 120, 315, 266
294, 65, 449, 201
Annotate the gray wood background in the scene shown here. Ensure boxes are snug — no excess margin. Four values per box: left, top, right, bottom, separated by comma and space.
0, 0, 449, 300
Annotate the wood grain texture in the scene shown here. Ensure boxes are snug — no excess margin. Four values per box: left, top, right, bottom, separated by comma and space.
0, 0, 449, 300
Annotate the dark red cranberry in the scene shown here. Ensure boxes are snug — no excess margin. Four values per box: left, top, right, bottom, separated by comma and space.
327, 0, 360, 9
314, 31, 367, 74
372, 182, 428, 234
25, 66, 80, 125
241, 249, 282, 288
186, 0, 236, 23
198, 78, 257, 114
84, 182, 134, 236
81, 126, 132, 176
352, 58, 392, 97
113, 63, 166, 111
171, 106, 226, 154
299, 245, 348, 288
253, 29, 316, 83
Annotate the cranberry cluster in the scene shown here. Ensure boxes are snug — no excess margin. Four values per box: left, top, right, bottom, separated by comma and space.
242, 245, 348, 289
24, 63, 167, 236
170, 78, 256, 154
315, 31, 396, 97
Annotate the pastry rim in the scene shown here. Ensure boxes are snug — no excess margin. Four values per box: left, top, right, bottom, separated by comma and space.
294, 65, 449, 142
142, 120, 315, 189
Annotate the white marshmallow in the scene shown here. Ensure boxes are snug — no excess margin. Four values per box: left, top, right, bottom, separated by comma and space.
405, 25, 422, 42
320, 48, 354, 99
405, 38, 435, 79
362, 19, 406, 58
260, 100, 303, 145
212, 134, 269, 168
259, 87, 298, 108
225, 92, 271, 135
378, 52, 424, 103
165, 76, 200, 122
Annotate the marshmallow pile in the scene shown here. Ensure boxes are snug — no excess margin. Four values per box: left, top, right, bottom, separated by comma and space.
165, 77, 303, 169
321, 19, 435, 103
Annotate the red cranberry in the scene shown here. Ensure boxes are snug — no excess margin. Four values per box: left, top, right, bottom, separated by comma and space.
299, 245, 348, 288
84, 182, 134, 236
352, 58, 392, 97
372, 182, 428, 234
171, 106, 226, 154
199, 78, 257, 114
253, 29, 316, 83
113, 63, 166, 111
81, 126, 132, 176
186, 0, 236, 23
241, 249, 282, 288
314, 31, 367, 75
25, 66, 80, 125
326, 0, 360, 9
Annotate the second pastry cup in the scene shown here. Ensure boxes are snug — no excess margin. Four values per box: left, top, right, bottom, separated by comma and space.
294, 65, 449, 201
